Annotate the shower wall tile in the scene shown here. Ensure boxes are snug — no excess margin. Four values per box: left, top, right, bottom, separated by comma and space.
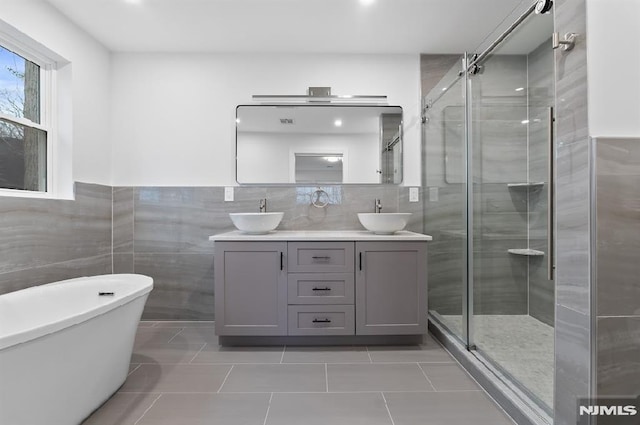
0, 182, 113, 295
553, 2, 591, 423
595, 138, 640, 317
420, 54, 461, 97
597, 316, 640, 397
555, 305, 591, 425
113, 187, 134, 253
135, 253, 215, 321
472, 250, 528, 315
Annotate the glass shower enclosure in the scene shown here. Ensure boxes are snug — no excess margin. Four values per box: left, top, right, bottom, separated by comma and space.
423, 5, 555, 414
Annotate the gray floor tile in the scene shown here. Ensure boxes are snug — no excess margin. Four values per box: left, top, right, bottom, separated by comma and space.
131, 343, 205, 364
191, 344, 284, 364
266, 392, 393, 425
120, 363, 232, 393
138, 321, 158, 327
327, 363, 434, 392
384, 391, 515, 425
167, 327, 219, 344
419, 363, 480, 391
368, 344, 454, 363
81, 392, 160, 425
220, 364, 326, 392
134, 328, 182, 347
282, 346, 371, 363
136, 393, 271, 425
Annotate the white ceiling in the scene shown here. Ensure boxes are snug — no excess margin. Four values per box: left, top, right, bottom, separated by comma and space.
44, 0, 526, 54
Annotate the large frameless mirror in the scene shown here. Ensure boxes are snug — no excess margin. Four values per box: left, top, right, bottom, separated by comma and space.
236, 105, 403, 184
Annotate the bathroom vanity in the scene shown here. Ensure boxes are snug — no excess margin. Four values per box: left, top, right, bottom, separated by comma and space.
209, 231, 432, 345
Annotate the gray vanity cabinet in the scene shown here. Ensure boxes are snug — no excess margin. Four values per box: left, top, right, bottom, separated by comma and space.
214, 241, 287, 336
355, 242, 427, 335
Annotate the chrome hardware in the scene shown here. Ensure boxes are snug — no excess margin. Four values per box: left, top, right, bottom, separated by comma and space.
374, 199, 382, 213
552, 32, 578, 51
259, 198, 267, 213
312, 287, 332, 291
547, 107, 555, 281
98, 292, 115, 296
535, 0, 553, 14
311, 189, 330, 208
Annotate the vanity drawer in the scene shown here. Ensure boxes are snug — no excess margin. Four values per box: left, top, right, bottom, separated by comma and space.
287, 242, 354, 273
288, 273, 354, 305
287, 305, 355, 336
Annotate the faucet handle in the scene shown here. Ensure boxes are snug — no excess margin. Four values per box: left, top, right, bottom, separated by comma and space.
259, 198, 267, 213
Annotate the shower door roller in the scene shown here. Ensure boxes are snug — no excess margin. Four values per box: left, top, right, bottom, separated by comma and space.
535, 0, 553, 14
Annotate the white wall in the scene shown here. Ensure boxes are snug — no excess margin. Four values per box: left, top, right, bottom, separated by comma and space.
587, 0, 640, 137
110, 53, 421, 186
1, 0, 112, 186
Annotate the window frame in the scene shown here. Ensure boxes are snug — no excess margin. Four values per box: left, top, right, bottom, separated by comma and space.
0, 23, 64, 199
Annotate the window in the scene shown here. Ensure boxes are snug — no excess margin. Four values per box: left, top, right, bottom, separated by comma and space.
0, 45, 47, 192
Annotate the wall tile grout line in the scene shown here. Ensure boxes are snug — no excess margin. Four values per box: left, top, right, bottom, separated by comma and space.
380, 392, 397, 425
216, 365, 234, 393
133, 393, 163, 425
416, 362, 438, 391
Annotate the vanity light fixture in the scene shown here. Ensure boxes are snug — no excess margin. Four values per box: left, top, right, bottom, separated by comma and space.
324, 156, 342, 163
334, 119, 343, 127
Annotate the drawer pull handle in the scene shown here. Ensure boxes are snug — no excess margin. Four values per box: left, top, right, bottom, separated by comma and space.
312, 256, 331, 261
312, 287, 332, 291
312, 318, 332, 323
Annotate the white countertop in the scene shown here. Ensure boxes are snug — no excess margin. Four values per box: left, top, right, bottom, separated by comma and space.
209, 230, 433, 242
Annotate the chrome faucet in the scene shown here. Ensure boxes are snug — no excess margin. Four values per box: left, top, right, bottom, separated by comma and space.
259, 198, 267, 213
374, 199, 382, 213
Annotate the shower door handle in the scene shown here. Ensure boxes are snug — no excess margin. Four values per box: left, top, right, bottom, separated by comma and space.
547, 107, 555, 281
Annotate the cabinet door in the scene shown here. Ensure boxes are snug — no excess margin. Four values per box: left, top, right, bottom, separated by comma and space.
214, 242, 287, 336
355, 242, 427, 335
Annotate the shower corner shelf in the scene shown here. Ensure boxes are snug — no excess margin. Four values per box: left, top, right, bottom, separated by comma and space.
508, 248, 545, 257
507, 182, 545, 189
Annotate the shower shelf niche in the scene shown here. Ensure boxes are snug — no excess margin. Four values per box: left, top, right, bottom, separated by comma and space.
508, 248, 545, 257
507, 182, 545, 190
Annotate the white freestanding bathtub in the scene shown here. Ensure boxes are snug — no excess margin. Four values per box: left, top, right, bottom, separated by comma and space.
0, 274, 153, 425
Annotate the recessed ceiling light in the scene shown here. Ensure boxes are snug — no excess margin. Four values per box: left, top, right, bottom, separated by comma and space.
334, 119, 343, 127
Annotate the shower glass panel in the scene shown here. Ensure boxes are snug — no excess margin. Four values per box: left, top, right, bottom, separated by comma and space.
423, 60, 467, 343
469, 9, 555, 410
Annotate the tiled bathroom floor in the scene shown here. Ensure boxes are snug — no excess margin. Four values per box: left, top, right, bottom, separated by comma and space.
82, 322, 515, 425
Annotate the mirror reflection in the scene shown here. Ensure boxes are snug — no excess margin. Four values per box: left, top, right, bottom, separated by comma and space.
236, 105, 403, 184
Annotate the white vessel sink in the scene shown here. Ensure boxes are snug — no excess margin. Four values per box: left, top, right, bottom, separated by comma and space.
357, 213, 412, 235
229, 212, 284, 234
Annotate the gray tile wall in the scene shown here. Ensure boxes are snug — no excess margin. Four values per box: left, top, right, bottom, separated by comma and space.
553, 0, 592, 424
595, 137, 640, 397
527, 39, 555, 327
0, 182, 112, 295
113, 185, 423, 320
